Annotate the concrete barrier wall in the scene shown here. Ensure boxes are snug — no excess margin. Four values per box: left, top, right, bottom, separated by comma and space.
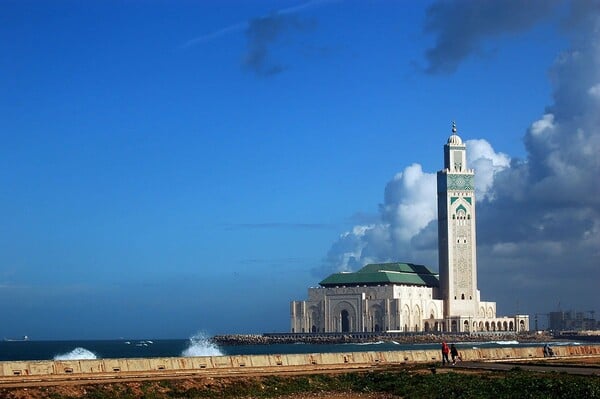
1, 345, 599, 378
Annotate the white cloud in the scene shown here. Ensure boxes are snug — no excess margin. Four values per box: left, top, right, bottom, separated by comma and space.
588, 83, 600, 98
466, 139, 510, 201
382, 164, 437, 242
529, 114, 555, 136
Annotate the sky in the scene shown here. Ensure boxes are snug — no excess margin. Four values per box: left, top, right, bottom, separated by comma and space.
0, 0, 598, 340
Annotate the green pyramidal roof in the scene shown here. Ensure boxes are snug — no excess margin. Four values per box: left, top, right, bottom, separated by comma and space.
319, 262, 439, 288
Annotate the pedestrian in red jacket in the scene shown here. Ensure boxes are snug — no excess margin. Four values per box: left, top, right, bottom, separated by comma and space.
441, 341, 450, 365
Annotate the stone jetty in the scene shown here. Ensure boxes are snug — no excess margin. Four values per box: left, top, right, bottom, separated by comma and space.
211, 331, 551, 346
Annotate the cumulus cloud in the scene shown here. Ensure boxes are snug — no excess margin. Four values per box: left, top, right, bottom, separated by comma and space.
476, 12, 600, 313
466, 139, 510, 201
422, 0, 560, 74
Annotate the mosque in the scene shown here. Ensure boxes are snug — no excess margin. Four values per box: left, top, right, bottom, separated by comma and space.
291, 124, 529, 334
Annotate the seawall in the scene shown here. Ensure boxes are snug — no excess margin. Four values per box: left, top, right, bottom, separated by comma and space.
1, 344, 598, 385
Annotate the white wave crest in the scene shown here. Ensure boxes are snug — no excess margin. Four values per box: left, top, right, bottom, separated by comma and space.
355, 341, 385, 346
54, 347, 98, 360
181, 332, 224, 357
494, 340, 519, 345
552, 341, 581, 346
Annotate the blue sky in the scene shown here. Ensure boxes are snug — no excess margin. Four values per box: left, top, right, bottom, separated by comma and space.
1, 0, 598, 339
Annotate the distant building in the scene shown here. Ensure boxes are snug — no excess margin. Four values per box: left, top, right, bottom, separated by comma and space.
291, 123, 529, 333
548, 311, 599, 331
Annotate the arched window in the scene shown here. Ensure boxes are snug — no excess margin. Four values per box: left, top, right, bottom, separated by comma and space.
461, 293, 465, 300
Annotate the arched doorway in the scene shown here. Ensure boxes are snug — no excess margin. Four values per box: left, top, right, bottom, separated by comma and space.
341, 310, 350, 332
311, 325, 317, 333
464, 320, 469, 332
519, 320, 525, 331
424, 321, 430, 332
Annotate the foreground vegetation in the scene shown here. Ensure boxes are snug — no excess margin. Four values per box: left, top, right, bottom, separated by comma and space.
3, 367, 599, 399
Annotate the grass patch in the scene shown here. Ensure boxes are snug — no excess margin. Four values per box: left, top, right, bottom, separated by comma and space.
5, 368, 600, 398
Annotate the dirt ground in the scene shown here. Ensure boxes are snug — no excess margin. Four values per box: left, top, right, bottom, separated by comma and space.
0, 377, 400, 399
277, 394, 397, 399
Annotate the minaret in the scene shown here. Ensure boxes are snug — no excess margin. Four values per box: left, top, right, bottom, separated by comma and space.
437, 122, 479, 320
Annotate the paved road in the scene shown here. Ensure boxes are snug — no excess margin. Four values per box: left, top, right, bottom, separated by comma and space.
455, 361, 600, 376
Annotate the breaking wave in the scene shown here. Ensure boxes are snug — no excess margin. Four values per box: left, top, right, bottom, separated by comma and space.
494, 340, 519, 345
181, 332, 224, 357
354, 341, 385, 346
552, 341, 581, 346
54, 347, 98, 360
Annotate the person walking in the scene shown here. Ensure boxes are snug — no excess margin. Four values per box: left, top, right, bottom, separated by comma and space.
450, 343, 460, 365
441, 341, 450, 365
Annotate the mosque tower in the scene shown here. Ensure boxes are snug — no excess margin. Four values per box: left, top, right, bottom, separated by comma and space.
437, 122, 480, 321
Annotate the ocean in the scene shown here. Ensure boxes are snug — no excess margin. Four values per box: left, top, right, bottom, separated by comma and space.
0, 333, 583, 362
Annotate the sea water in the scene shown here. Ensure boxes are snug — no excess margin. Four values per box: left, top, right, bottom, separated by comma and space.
0, 333, 586, 362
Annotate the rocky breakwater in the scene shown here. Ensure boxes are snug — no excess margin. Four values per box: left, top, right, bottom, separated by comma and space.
211, 332, 551, 346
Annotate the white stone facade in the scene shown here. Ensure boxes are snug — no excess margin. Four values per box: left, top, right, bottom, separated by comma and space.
291, 285, 444, 333
291, 124, 529, 334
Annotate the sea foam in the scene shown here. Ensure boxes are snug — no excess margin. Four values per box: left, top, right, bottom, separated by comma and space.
54, 347, 98, 360
181, 332, 224, 357
494, 340, 519, 345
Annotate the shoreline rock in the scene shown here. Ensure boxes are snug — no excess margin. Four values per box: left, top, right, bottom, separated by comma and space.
211, 332, 554, 346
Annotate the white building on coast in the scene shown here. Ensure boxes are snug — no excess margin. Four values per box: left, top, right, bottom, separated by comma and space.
291, 123, 529, 334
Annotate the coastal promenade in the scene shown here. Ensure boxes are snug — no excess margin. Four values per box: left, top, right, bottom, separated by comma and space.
1, 344, 598, 387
